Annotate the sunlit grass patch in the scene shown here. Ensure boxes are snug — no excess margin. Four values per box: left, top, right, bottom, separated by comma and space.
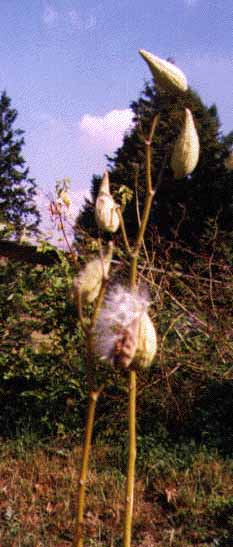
0, 436, 232, 546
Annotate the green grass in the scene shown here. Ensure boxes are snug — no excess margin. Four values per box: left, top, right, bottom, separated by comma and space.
0, 434, 232, 546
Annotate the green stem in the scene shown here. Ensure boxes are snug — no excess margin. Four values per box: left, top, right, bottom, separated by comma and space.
73, 244, 111, 546
73, 385, 104, 547
75, 289, 88, 335
123, 116, 159, 547
134, 139, 155, 253
123, 370, 136, 547
118, 208, 132, 255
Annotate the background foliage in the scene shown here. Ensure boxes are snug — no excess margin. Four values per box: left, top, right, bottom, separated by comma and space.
0, 257, 87, 436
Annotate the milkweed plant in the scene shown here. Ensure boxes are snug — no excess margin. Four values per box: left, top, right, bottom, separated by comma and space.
59, 49, 200, 547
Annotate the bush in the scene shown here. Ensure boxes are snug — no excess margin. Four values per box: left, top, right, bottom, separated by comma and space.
0, 258, 87, 436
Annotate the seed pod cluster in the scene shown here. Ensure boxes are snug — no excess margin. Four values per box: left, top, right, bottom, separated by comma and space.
94, 286, 157, 370
95, 171, 120, 233
171, 108, 200, 179
139, 49, 188, 94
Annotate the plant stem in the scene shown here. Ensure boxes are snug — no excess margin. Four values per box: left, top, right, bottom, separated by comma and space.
75, 289, 88, 334
118, 208, 132, 255
123, 115, 159, 547
123, 227, 138, 547
134, 136, 155, 253
73, 385, 103, 547
123, 369, 136, 547
73, 241, 112, 547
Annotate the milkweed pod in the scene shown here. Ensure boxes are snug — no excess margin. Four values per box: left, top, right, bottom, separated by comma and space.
171, 108, 200, 179
93, 285, 149, 367
134, 312, 157, 369
139, 49, 188, 94
73, 243, 113, 304
112, 317, 140, 369
98, 171, 110, 195
95, 172, 120, 233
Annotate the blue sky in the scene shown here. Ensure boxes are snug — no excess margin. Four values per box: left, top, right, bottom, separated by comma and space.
1, 0, 232, 236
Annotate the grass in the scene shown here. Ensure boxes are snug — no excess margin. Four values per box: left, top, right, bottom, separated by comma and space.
0, 435, 233, 547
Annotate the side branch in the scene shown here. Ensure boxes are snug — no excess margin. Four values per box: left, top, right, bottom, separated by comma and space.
74, 290, 88, 335
132, 138, 155, 282
118, 208, 132, 255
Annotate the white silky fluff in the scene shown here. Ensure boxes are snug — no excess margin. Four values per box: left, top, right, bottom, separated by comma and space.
94, 285, 149, 362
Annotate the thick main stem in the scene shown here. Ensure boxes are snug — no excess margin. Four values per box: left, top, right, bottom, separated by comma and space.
73, 388, 101, 547
73, 246, 109, 547
123, 235, 138, 547
123, 369, 137, 547
123, 116, 159, 547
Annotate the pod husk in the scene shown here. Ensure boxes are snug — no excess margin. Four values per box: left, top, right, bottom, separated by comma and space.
139, 49, 188, 94
95, 172, 119, 233
134, 312, 157, 369
171, 108, 200, 179
74, 246, 112, 304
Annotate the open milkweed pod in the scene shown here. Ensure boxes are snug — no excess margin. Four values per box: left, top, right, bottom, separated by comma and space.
139, 49, 188, 94
95, 171, 120, 233
73, 243, 113, 304
93, 286, 149, 368
111, 316, 140, 369
171, 108, 200, 179
134, 311, 157, 369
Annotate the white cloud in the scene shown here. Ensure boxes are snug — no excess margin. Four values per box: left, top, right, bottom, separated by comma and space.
23, 108, 134, 236
42, 4, 59, 26
68, 9, 80, 27
80, 109, 133, 150
184, 0, 199, 6
85, 15, 97, 31
68, 10, 96, 31
42, 5, 96, 31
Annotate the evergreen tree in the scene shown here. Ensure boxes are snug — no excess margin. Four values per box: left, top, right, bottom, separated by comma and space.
0, 91, 40, 240
76, 81, 233, 249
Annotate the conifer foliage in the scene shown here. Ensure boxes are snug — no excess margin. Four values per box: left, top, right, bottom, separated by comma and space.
0, 91, 40, 240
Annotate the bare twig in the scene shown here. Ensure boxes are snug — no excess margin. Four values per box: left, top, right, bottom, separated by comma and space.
208, 215, 219, 317
117, 208, 132, 255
